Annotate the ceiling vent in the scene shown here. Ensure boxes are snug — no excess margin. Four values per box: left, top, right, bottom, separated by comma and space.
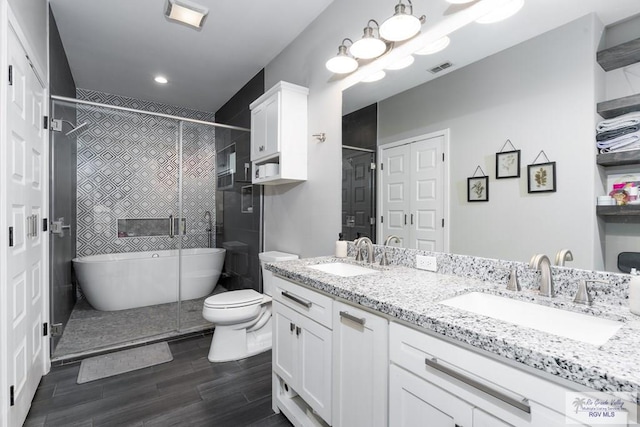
428, 62, 453, 74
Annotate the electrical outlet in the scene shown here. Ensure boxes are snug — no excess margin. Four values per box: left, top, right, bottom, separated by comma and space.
416, 255, 437, 272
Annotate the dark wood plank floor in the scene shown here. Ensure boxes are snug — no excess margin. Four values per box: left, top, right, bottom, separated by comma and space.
24, 334, 292, 427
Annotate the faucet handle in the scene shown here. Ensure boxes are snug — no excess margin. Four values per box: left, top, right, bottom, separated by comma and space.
574, 280, 608, 305
506, 269, 521, 292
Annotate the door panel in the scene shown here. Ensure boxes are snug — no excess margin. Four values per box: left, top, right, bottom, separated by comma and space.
381, 145, 410, 245
342, 149, 375, 241
272, 302, 297, 386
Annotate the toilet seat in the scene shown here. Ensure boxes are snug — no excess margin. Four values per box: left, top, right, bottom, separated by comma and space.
204, 289, 265, 309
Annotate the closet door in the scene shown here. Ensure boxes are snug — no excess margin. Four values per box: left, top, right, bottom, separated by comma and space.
380, 144, 410, 247
409, 136, 444, 251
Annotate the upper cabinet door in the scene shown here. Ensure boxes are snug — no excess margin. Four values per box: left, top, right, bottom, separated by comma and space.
251, 91, 280, 162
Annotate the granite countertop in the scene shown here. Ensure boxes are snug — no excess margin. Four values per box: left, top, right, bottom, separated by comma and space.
265, 256, 640, 401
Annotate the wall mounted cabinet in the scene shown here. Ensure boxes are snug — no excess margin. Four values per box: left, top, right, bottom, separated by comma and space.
250, 81, 308, 185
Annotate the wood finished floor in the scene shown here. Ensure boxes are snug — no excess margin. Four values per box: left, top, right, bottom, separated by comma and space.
24, 334, 292, 427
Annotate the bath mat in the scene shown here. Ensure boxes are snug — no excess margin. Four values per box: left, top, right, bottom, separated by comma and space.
77, 342, 173, 384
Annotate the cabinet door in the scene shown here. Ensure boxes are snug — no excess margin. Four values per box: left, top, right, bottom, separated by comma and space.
473, 408, 513, 427
251, 102, 267, 161
272, 301, 298, 388
333, 302, 388, 427
389, 365, 473, 427
298, 313, 333, 424
263, 92, 280, 159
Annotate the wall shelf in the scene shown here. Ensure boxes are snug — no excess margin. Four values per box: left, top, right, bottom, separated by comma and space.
597, 205, 640, 223
597, 93, 640, 119
596, 150, 640, 167
597, 37, 640, 71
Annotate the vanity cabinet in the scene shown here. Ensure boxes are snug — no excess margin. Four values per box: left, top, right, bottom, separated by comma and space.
272, 276, 333, 425
250, 81, 308, 185
332, 302, 388, 427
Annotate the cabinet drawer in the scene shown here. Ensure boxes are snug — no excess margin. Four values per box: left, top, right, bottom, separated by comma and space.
273, 276, 333, 329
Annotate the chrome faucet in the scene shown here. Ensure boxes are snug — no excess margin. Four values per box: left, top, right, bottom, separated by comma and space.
554, 249, 573, 266
204, 211, 212, 248
380, 235, 400, 266
529, 254, 554, 297
355, 237, 375, 263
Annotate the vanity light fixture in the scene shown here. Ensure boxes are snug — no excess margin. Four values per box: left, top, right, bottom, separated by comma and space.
379, 0, 426, 42
154, 75, 168, 84
415, 36, 451, 55
326, 39, 359, 74
476, 0, 524, 24
385, 55, 415, 70
361, 70, 386, 83
165, 0, 209, 29
349, 20, 387, 60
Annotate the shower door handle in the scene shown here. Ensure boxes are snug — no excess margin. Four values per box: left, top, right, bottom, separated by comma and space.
169, 215, 174, 238
51, 217, 70, 237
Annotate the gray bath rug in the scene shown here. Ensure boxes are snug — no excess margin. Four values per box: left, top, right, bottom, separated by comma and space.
77, 342, 173, 384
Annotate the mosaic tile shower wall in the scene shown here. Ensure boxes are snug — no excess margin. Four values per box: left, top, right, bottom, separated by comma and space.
76, 89, 217, 256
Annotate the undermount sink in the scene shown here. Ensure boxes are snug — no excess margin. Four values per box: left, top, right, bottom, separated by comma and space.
307, 262, 380, 277
440, 292, 623, 346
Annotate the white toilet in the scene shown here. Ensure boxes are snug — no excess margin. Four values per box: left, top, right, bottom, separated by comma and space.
202, 251, 298, 362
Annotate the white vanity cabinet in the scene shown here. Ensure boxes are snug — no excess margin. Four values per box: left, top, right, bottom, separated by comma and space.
388, 322, 594, 427
332, 302, 388, 427
272, 276, 333, 425
250, 81, 308, 185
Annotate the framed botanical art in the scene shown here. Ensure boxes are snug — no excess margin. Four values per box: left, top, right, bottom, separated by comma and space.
467, 176, 489, 202
496, 150, 521, 179
527, 161, 556, 193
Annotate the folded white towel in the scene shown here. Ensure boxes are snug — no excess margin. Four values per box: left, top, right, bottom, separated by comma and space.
597, 111, 640, 132
597, 130, 640, 152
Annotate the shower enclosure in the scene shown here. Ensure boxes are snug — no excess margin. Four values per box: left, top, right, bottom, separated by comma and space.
49, 95, 250, 359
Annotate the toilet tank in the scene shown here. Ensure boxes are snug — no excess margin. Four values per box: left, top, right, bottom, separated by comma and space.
259, 251, 298, 296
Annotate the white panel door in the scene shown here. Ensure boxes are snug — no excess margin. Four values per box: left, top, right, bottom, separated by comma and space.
410, 136, 444, 252
381, 144, 410, 246
4, 27, 47, 427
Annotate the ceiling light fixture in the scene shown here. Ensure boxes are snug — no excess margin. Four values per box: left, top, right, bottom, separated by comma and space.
361, 71, 386, 83
379, 0, 426, 42
415, 36, 451, 55
326, 39, 359, 74
385, 55, 415, 70
154, 76, 168, 84
476, 0, 524, 24
165, 0, 209, 29
349, 20, 387, 60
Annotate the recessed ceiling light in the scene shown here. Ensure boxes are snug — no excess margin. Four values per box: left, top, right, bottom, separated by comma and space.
476, 0, 524, 24
361, 71, 386, 83
385, 55, 415, 71
165, 0, 209, 29
154, 76, 168, 84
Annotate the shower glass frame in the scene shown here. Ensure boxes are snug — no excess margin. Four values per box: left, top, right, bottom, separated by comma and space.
49, 95, 250, 356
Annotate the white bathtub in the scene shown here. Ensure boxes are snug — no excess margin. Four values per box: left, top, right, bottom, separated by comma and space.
72, 248, 226, 311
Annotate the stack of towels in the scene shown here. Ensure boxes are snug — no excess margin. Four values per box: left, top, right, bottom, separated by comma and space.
596, 111, 640, 153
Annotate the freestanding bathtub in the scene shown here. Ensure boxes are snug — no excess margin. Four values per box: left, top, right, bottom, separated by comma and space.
72, 248, 226, 311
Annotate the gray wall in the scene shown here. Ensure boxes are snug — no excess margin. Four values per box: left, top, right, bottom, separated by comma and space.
377, 15, 603, 270
75, 89, 216, 256
49, 7, 77, 352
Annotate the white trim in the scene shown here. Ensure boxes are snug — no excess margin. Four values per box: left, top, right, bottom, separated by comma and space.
377, 129, 450, 253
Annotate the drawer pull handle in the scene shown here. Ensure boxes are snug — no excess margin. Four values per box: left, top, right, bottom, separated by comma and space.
282, 291, 312, 308
339, 311, 366, 326
424, 358, 531, 414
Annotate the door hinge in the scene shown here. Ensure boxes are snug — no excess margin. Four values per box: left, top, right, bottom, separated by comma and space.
380, 215, 384, 224
43, 218, 48, 232
9, 226, 13, 247
369, 217, 375, 225
442, 153, 445, 162
442, 218, 445, 228
380, 162, 383, 171
10, 385, 14, 406
43, 116, 48, 130
43, 322, 48, 336
8, 65, 13, 86
370, 162, 376, 170
51, 323, 63, 336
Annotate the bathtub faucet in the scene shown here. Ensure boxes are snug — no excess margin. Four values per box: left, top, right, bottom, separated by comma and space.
204, 211, 212, 248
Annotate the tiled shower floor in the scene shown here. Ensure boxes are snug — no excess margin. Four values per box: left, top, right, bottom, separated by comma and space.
52, 286, 227, 361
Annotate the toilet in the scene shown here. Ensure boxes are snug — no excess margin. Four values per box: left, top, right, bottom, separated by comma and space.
202, 251, 298, 362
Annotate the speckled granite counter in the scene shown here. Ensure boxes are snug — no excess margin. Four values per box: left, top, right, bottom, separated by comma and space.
265, 256, 640, 402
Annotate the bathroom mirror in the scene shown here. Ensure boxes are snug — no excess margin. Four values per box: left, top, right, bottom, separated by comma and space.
341, 3, 640, 271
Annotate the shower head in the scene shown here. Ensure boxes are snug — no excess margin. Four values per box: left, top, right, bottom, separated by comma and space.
65, 122, 88, 136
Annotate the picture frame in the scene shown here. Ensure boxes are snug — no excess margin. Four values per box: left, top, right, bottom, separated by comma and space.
495, 150, 520, 179
467, 176, 489, 202
527, 161, 556, 193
